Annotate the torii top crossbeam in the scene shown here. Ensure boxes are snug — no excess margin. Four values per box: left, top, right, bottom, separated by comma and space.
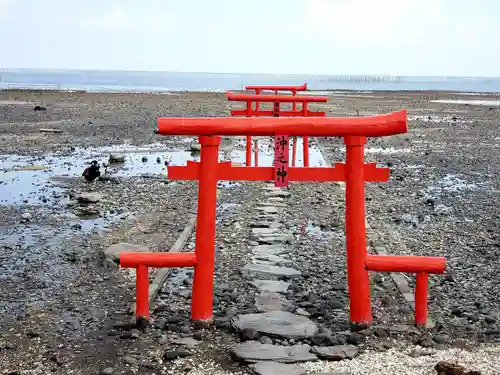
156, 109, 408, 137
245, 83, 307, 92
226, 91, 327, 103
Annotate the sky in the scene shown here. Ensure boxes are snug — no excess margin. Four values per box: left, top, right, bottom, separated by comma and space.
1, 0, 499, 76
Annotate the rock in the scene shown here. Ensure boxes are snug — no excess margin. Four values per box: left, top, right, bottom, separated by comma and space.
163, 349, 191, 361
260, 336, 273, 344
75, 192, 102, 203
190, 144, 201, 152
232, 311, 318, 339
250, 279, 290, 294
256, 234, 294, 245
485, 315, 497, 324
33, 105, 46, 111
266, 191, 291, 198
241, 328, 260, 342
295, 308, 311, 317
252, 227, 279, 236
74, 206, 100, 217
251, 221, 274, 228
230, 341, 317, 363
257, 206, 279, 214
311, 333, 336, 347
100, 368, 114, 375
432, 334, 449, 344
103, 243, 149, 264
248, 362, 306, 375
255, 292, 293, 312
389, 324, 411, 334
123, 355, 137, 365
141, 156, 148, 162
312, 345, 358, 361
171, 338, 202, 347
254, 254, 292, 266
451, 307, 463, 317
243, 264, 301, 279
435, 361, 467, 375
346, 333, 365, 345
109, 153, 126, 163
20, 212, 32, 222
252, 244, 288, 256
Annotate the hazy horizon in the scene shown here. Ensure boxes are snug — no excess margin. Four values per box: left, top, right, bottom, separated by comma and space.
1, 0, 499, 77
1, 67, 499, 80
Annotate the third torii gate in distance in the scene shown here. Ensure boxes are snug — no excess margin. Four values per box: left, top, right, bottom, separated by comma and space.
227, 85, 327, 167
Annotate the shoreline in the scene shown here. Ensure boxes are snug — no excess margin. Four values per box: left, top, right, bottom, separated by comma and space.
2, 87, 500, 96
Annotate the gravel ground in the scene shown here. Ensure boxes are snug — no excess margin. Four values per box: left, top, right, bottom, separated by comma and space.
1, 89, 500, 374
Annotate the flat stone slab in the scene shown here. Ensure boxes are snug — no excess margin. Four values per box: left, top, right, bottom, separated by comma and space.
312, 345, 359, 361
103, 243, 148, 264
250, 280, 290, 294
232, 311, 318, 339
256, 234, 294, 245
258, 202, 286, 207
267, 197, 285, 202
263, 186, 283, 191
76, 192, 102, 203
254, 254, 292, 266
254, 259, 279, 267
256, 206, 279, 214
252, 227, 278, 236
266, 191, 291, 198
170, 338, 202, 347
249, 361, 307, 375
231, 341, 317, 363
243, 264, 301, 279
252, 244, 288, 256
255, 292, 293, 312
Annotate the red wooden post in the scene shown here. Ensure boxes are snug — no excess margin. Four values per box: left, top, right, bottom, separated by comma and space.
415, 272, 429, 325
303, 136, 310, 167
254, 139, 259, 166
245, 101, 252, 166
245, 136, 252, 166
191, 136, 220, 322
344, 136, 372, 325
302, 102, 310, 167
136, 265, 149, 321
291, 137, 297, 167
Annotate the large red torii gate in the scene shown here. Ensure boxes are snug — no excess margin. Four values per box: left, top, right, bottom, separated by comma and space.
120, 110, 446, 328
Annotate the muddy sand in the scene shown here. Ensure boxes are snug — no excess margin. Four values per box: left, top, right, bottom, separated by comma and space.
1, 89, 500, 375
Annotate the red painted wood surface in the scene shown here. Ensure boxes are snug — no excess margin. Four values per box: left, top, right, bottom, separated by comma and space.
227, 91, 327, 103
157, 110, 408, 137
245, 83, 307, 91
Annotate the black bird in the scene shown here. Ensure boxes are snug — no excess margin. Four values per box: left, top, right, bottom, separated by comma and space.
82, 160, 101, 182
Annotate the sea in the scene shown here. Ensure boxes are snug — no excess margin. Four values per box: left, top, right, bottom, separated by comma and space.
1, 69, 500, 94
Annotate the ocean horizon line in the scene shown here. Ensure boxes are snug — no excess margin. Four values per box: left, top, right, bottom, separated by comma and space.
1, 68, 499, 81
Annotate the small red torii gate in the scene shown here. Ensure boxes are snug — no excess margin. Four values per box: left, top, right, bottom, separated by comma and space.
120, 110, 446, 328
227, 84, 327, 168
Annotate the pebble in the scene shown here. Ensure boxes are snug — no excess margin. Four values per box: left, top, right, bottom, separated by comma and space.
163, 349, 192, 361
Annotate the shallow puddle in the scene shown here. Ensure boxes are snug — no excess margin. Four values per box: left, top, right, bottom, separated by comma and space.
0, 138, 328, 207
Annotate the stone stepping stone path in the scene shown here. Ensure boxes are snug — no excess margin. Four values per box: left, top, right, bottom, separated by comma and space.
233, 183, 355, 374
